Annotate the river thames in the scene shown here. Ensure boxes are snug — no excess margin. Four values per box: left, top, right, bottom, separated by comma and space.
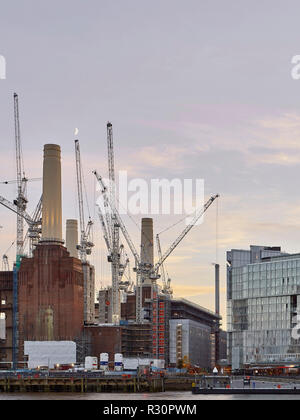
1, 390, 300, 400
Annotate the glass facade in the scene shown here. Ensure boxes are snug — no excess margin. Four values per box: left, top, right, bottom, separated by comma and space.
227, 249, 300, 368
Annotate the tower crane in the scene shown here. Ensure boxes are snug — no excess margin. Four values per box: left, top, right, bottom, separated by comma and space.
14, 93, 28, 266
93, 170, 143, 322
156, 234, 172, 296
94, 171, 141, 266
152, 194, 219, 279
1, 240, 15, 272
0, 195, 42, 256
94, 168, 219, 323
74, 140, 94, 262
106, 122, 121, 324
154, 195, 219, 294
97, 205, 111, 255
96, 176, 132, 284
23, 195, 42, 256
0, 178, 41, 185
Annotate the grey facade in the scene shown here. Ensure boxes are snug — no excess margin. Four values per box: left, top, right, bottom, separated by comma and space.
83, 263, 95, 324
227, 245, 300, 369
169, 319, 212, 370
98, 288, 113, 324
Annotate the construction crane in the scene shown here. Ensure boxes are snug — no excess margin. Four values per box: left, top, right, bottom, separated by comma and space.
23, 195, 42, 256
152, 194, 220, 279
96, 186, 132, 285
118, 244, 126, 278
0, 195, 42, 256
1, 240, 15, 272
94, 171, 141, 267
106, 122, 121, 324
13, 93, 28, 266
0, 178, 41, 185
95, 170, 219, 322
156, 234, 172, 296
93, 166, 219, 316
74, 139, 94, 263
93, 170, 143, 321
97, 205, 111, 255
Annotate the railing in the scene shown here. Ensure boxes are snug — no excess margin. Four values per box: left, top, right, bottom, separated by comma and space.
250, 353, 300, 363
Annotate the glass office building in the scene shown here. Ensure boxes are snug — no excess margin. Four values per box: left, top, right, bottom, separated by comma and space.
227, 246, 300, 369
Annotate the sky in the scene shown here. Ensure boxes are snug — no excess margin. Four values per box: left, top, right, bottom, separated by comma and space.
1, 0, 300, 326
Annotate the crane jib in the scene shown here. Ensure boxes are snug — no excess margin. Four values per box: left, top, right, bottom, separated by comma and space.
153, 194, 219, 273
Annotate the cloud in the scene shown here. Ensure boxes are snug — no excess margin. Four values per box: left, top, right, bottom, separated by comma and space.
172, 284, 226, 297
139, 108, 300, 170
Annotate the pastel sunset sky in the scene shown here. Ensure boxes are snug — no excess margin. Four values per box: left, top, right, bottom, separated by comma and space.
1, 1, 300, 327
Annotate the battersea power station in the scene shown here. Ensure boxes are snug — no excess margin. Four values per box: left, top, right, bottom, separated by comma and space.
0, 140, 225, 371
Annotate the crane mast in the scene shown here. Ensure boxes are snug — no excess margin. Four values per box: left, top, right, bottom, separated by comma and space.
14, 93, 28, 265
94, 171, 140, 266
97, 205, 111, 254
104, 123, 121, 324
156, 234, 169, 294
75, 140, 94, 263
0, 194, 42, 256
94, 170, 143, 322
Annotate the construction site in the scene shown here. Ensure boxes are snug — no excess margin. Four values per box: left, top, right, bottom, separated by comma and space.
0, 93, 226, 383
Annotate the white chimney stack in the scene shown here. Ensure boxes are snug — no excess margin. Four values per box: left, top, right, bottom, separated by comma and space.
41, 144, 63, 243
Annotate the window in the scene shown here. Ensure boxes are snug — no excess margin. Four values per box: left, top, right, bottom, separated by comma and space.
1, 300, 6, 305
0, 312, 5, 320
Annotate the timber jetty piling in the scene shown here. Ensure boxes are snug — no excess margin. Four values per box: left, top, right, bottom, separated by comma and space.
0, 375, 194, 393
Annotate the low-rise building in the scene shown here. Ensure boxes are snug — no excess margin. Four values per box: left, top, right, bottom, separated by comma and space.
169, 319, 212, 369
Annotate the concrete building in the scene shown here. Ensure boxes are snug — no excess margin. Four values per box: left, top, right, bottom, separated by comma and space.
96, 287, 221, 368
170, 298, 223, 369
169, 319, 212, 369
98, 288, 113, 324
227, 245, 300, 369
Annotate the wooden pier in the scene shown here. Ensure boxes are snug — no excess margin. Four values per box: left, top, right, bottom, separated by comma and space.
0, 375, 194, 393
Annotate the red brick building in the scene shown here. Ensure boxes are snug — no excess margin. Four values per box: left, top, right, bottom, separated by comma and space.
18, 243, 84, 359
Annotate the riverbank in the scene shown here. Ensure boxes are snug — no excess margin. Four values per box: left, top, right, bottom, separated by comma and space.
0, 376, 194, 393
